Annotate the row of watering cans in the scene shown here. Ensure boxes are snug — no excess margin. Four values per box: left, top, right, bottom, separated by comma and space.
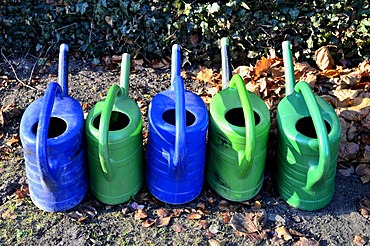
20, 39, 341, 212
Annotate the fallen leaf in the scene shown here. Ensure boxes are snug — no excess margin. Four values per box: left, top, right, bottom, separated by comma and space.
332, 88, 359, 102
196, 67, 214, 83
208, 239, 221, 246
320, 68, 343, 78
230, 209, 266, 234
359, 196, 370, 220
252, 201, 262, 209
198, 219, 210, 229
288, 228, 305, 237
293, 237, 318, 246
142, 218, 155, 228
172, 208, 183, 217
218, 200, 229, 212
187, 212, 202, 220
275, 226, 293, 241
220, 212, 231, 223
254, 57, 273, 79
197, 202, 206, 210
79, 205, 97, 219
207, 196, 215, 205
353, 235, 367, 246
172, 223, 184, 233
314, 46, 335, 70
135, 209, 148, 220
155, 216, 171, 227
15, 186, 30, 199
233, 65, 254, 83
356, 164, 370, 177
156, 208, 172, 218
339, 98, 370, 120
151, 58, 170, 69
2, 210, 17, 220
104, 16, 113, 26
209, 224, 219, 234
6, 134, 20, 146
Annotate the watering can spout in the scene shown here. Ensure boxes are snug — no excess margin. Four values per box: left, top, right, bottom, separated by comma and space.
171, 44, 181, 88
58, 44, 69, 95
221, 37, 232, 89
282, 41, 295, 96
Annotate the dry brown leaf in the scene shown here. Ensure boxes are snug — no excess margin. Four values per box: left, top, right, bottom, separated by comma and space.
15, 186, 30, 199
197, 202, 206, 210
358, 60, 370, 76
220, 212, 231, 223
359, 196, 370, 220
198, 219, 210, 229
314, 46, 335, 70
151, 58, 170, 69
104, 16, 113, 26
293, 237, 318, 246
218, 200, 229, 212
155, 208, 172, 218
207, 196, 215, 205
301, 72, 317, 88
142, 218, 155, 228
288, 228, 305, 237
2, 210, 17, 220
355, 164, 370, 177
134, 209, 148, 220
196, 67, 214, 83
275, 226, 293, 241
233, 65, 254, 83
320, 68, 343, 78
339, 98, 370, 121
171, 223, 184, 233
254, 57, 273, 79
332, 88, 359, 102
172, 208, 183, 218
208, 239, 221, 246
155, 216, 171, 227
111, 55, 122, 64
353, 235, 367, 246
187, 212, 202, 220
6, 134, 20, 146
230, 209, 266, 234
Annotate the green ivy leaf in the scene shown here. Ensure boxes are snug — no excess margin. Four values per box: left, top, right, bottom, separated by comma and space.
76, 2, 88, 15
98, 0, 107, 8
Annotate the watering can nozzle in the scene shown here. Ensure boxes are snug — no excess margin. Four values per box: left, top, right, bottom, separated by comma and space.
58, 43, 69, 95
282, 41, 295, 96
171, 44, 182, 87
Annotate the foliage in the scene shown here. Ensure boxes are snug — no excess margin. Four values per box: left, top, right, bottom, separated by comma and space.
1, 0, 370, 65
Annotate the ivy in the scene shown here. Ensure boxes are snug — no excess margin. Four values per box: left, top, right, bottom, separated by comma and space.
0, 0, 369, 65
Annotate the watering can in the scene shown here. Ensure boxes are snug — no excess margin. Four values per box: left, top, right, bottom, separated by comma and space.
85, 54, 143, 205
207, 37, 271, 201
275, 41, 341, 211
19, 44, 88, 212
146, 44, 209, 204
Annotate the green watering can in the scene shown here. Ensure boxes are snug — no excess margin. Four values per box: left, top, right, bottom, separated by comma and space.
85, 54, 143, 205
207, 38, 271, 201
275, 41, 341, 211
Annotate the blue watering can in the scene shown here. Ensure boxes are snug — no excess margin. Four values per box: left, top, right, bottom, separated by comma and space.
146, 44, 209, 204
20, 44, 88, 212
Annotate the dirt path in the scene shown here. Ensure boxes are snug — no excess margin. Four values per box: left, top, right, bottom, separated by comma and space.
0, 59, 369, 245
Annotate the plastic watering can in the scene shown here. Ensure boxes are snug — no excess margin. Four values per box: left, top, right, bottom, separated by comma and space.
19, 44, 88, 212
207, 38, 271, 201
275, 41, 341, 211
85, 54, 143, 205
146, 44, 209, 204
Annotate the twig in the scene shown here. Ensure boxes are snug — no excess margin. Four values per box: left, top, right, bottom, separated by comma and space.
1, 48, 37, 91
28, 45, 46, 85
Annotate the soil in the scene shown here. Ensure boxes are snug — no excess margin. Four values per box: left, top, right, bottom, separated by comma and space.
0, 57, 369, 246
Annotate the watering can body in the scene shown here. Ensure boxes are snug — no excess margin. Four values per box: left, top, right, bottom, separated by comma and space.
207, 74, 270, 201
146, 78, 209, 204
85, 85, 143, 205
276, 82, 341, 211
20, 83, 88, 212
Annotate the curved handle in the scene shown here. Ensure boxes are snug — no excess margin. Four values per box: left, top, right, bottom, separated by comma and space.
282, 41, 295, 96
171, 75, 187, 172
98, 84, 122, 181
295, 81, 330, 190
36, 82, 62, 187
120, 53, 130, 97
171, 44, 181, 90
58, 44, 69, 95
228, 74, 256, 178
221, 37, 232, 89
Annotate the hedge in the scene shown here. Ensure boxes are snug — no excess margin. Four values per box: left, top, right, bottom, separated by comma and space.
1, 0, 370, 66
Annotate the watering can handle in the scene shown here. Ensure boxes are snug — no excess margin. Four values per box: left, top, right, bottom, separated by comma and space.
282, 41, 295, 96
171, 75, 187, 171
295, 82, 330, 189
221, 37, 232, 89
228, 74, 256, 177
98, 84, 122, 182
36, 82, 62, 187
58, 44, 69, 95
